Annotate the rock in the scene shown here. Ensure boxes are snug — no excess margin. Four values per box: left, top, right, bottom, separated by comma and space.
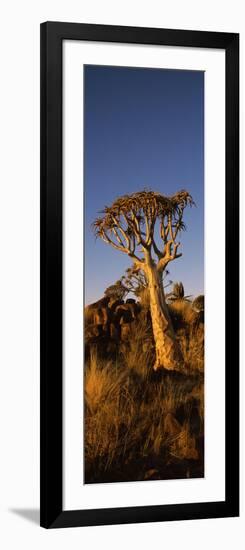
106, 341, 117, 355
110, 322, 120, 340
120, 324, 131, 341
85, 324, 102, 341
115, 305, 133, 324
85, 296, 111, 327
192, 295, 204, 313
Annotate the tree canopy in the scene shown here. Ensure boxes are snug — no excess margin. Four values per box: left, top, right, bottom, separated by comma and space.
93, 189, 194, 272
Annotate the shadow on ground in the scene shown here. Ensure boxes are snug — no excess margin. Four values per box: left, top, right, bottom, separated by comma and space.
10, 508, 40, 525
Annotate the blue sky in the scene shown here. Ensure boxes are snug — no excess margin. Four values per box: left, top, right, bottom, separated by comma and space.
84, 65, 204, 305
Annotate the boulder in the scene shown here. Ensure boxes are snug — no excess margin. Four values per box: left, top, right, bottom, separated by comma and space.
110, 322, 120, 340
120, 323, 131, 341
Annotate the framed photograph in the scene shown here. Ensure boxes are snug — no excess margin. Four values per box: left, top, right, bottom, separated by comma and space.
40, 22, 239, 528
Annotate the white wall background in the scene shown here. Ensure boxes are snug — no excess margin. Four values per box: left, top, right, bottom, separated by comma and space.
0, 1, 244, 548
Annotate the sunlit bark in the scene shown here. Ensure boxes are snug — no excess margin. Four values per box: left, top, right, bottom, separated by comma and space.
145, 262, 183, 370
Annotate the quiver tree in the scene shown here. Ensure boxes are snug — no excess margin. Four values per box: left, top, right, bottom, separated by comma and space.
104, 279, 128, 301
93, 190, 194, 371
104, 267, 152, 304
121, 266, 148, 301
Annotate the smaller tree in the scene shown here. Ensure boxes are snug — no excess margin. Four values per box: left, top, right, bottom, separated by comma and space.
104, 279, 128, 301
122, 266, 172, 305
121, 266, 148, 299
105, 267, 172, 305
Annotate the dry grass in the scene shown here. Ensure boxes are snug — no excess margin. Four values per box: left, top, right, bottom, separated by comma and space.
85, 349, 124, 414
168, 299, 204, 373
85, 336, 204, 483
84, 298, 204, 483
85, 349, 129, 469
119, 315, 153, 379
168, 299, 195, 324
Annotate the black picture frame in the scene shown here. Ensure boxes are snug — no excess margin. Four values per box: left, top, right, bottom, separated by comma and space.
40, 21, 239, 528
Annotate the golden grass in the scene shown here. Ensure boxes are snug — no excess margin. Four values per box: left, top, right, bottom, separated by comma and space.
85, 343, 204, 482
119, 315, 153, 379
85, 349, 124, 414
168, 299, 194, 324
84, 299, 204, 483
168, 299, 204, 373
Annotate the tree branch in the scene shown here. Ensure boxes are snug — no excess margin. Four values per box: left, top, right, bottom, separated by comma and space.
111, 227, 125, 248
130, 210, 148, 249
157, 241, 182, 272
144, 213, 150, 244
168, 213, 174, 241
111, 215, 130, 249
101, 232, 128, 253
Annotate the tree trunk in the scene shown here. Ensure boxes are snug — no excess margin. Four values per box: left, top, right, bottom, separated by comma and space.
145, 264, 183, 371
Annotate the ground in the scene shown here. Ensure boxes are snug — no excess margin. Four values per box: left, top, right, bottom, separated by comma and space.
84, 297, 204, 484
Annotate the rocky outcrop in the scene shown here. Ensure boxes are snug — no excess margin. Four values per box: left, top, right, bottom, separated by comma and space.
84, 296, 111, 326
85, 294, 204, 360
85, 297, 142, 357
